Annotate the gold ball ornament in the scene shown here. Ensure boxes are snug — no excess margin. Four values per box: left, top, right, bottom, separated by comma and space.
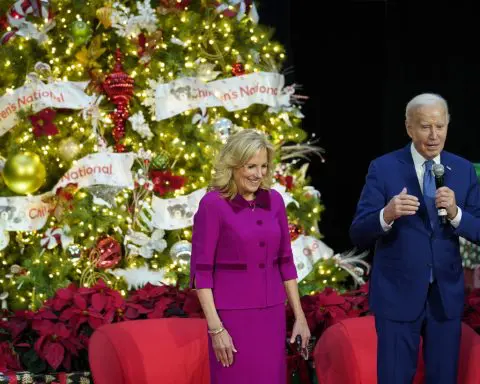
2, 152, 46, 195
58, 137, 81, 161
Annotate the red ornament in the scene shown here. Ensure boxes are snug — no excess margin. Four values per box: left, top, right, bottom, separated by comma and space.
231, 62, 245, 76
115, 143, 126, 153
289, 223, 303, 241
102, 48, 135, 152
29, 108, 59, 137
93, 236, 122, 269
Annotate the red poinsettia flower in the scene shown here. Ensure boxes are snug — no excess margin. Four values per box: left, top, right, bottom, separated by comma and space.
463, 288, 480, 331
464, 310, 480, 329
33, 320, 81, 370
29, 108, 59, 137
466, 289, 480, 309
343, 284, 370, 314
276, 175, 295, 191
83, 280, 128, 323
7, 310, 35, 342
45, 283, 78, 312
182, 289, 203, 318
59, 293, 105, 333
149, 170, 186, 196
126, 283, 174, 319
174, 0, 191, 10
0, 341, 22, 372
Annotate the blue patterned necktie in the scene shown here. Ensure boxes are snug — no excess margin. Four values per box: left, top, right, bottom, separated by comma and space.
423, 160, 437, 227
423, 159, 436, 282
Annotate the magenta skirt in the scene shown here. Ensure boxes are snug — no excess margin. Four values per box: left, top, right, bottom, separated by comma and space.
208, 303, 287, 384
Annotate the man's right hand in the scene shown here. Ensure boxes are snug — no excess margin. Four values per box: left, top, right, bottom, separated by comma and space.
383, 187, 420, 224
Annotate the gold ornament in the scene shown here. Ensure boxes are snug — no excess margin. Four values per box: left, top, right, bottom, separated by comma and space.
96, 5, 113, 28
58, 137, 81, 161
3, 152, 46, 195
75, 35, 107, 70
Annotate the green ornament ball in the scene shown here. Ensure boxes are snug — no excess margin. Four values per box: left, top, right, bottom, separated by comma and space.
71, 21, 92, 46
152, 152, 170, 170
72, 20, 92, 38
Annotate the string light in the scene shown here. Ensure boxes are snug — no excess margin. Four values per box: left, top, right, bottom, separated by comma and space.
0, 0, 323, 309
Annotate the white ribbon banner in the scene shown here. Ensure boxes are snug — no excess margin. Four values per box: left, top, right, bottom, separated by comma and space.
291, 235, 334, 282
53, 153, 135, 192
0, 81, 94, 136
155, 72, 289, 121
0, 195, 51, 232
0, 153, 135, 231
151, 188, 207, 230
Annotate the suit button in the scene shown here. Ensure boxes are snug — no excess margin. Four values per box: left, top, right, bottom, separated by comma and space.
259, 241, 265, 247
259, 263, 265, 268
257, 220, 263, 225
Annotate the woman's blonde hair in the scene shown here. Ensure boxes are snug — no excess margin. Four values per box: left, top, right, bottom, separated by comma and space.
209, 129, 275, 199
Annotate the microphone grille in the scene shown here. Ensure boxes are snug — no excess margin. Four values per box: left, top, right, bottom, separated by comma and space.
432, 163, 445, 177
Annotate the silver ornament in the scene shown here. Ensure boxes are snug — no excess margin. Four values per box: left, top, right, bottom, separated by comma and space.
87, 185, 123, 207
67, 244, 82, 263
59, 137, 81, 161
213, 118, 233, 141
0, 231, 9, 251
169, 240, 192, 262
10, 264, 22, 275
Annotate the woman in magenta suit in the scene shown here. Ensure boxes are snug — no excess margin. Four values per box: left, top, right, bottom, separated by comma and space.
190, 129, 310, 383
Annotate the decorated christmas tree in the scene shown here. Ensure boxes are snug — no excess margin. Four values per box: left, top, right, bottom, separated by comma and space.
0, 0, 367, 316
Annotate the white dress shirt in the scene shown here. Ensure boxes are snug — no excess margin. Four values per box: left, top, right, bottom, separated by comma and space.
380, 143, 462, 231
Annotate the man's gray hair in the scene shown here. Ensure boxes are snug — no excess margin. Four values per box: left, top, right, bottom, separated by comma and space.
405, 93, 450, 122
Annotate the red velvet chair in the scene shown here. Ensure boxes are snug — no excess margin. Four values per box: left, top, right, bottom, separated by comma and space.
313, 316, 480, 384
89, 318, 210, 384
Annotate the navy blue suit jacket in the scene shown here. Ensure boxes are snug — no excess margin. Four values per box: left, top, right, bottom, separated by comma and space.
350, 144, 480, 321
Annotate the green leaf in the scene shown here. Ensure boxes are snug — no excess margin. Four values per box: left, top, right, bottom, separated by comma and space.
21, 348, 47, 374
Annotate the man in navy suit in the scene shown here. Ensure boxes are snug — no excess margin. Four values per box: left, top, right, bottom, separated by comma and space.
350, 93, 480, 384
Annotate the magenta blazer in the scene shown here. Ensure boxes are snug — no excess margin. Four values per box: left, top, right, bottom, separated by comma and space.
189, 188, 298, 309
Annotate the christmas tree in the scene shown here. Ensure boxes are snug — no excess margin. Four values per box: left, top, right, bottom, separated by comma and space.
0, 0, 366, 313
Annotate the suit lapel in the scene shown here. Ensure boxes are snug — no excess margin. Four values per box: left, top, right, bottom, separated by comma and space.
440, 152, 453, 189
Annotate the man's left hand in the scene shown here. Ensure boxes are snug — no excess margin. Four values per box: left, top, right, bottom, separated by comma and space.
435, 187, 458, 219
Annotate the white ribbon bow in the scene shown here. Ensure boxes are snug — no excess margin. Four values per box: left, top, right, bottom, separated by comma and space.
81, 95, 104, 132
24, 61, 54, 85
40, 226, 73, 250
192, 106, 209, 126
125, 228, 167, 259
303, 186, 321, 200
216, 0, 259, 24
6, 0, 54, 44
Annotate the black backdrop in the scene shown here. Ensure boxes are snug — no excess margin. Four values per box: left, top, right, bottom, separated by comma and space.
260, 0, 480, 252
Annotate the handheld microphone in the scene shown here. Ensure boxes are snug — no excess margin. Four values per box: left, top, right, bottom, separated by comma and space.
432, 163, 447, 224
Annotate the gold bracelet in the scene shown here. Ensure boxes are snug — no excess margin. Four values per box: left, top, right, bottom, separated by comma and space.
208, 326, 225, 336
